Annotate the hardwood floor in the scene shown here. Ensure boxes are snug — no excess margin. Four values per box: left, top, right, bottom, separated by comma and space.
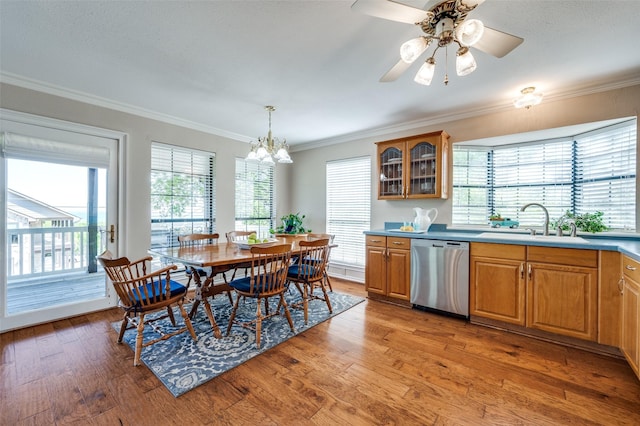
2, 278, 639, 425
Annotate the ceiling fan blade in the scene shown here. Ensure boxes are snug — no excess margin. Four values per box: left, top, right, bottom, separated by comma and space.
472, 26, 524, 58
351, 0, 430, 25
380, 58, 413, 82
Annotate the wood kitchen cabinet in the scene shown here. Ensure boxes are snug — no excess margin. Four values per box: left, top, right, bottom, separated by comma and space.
376, 131, 449, 200
470, 243, 598, 342
365, 235, 411, 302
527, 246, 598, 341
622, 255, 640, 379
470, 242, 526, 325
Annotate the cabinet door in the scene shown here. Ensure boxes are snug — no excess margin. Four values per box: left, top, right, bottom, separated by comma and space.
622, 256, 640, 379
387, 248, 411, 300
406, 133, 448, 199
470, 256, 526, 325
365, 245, 387, 295
527, 262, 598, 341
377, 141, 405, 200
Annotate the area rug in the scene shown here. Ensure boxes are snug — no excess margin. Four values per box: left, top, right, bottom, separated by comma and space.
112, 290, 364, 397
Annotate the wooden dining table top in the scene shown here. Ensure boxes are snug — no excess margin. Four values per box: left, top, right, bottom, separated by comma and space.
149, 235, 329, 268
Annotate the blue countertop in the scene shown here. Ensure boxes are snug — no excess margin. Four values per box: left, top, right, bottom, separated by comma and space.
365, 224, 640, 261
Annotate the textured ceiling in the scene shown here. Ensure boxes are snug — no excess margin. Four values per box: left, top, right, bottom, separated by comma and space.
1, 0, 639, 149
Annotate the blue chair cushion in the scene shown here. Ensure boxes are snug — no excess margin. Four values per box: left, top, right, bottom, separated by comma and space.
185, 267, 208, 277
287, 264, 317, 278
230, 273, 283, 294
132, 279, 187, 305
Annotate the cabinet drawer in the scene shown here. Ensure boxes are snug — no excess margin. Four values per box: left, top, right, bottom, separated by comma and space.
527, 246, 597, 268
387, 236, 411, 249
623, 255, 640, 282
471, 242, 525, 260
366, 235, 386, 248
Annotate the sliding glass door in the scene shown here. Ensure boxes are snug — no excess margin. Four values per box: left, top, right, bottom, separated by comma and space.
1, 110, 122, 331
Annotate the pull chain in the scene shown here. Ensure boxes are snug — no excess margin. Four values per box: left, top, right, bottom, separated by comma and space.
444, 46, 449, 85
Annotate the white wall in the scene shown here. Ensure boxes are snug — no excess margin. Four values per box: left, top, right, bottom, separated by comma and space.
290, 84, 640, 232
2, 82, 639, 262
0, 83, 293, 259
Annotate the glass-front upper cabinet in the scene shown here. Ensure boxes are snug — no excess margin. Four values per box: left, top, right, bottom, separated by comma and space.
376, 131, 449, 200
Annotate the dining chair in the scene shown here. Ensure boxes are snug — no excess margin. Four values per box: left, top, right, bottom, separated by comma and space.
226, 244, 294, 348
287, 238, 332, 324
97, 250, 197, 366
307, 233, 336, 292
225, 230, 254, 281
177, 233, 234, 317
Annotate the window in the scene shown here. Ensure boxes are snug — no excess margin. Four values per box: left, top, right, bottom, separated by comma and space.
150, 143, 215, 248
453, 120, 637, 230
326, 156, 371, 267
234, 158, 275, 236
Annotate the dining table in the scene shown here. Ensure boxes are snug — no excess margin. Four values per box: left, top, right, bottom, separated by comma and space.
148, 234, 330, 339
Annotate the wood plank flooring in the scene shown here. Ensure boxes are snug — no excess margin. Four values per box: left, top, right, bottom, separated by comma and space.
2, 278, 639, 425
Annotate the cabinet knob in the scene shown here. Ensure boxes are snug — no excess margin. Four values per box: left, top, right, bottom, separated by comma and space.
625, 264, 637, 271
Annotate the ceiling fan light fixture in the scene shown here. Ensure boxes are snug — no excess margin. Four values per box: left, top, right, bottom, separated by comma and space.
455, 18, 484, 46
400, 37, 429, 63
513, 86, 543, 109
455, 46, 477, 76
414, 57, 436, 86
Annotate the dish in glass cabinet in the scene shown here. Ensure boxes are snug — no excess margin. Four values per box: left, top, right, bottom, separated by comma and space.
420, 153, 435, 159
388, 157, 402, 163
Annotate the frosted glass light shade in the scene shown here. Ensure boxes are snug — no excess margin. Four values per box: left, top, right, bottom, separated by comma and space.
455, 19, 484, 46
400, 37, 428, 63
414, 58, 436, 85
456, 47, 477, 76
513, 87, 543, 109
246, 150, 257, 161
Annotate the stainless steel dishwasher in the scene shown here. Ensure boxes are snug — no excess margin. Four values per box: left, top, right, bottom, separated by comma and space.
410, 239, 470, 318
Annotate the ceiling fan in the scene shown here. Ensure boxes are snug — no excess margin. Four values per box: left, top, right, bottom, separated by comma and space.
351, 0, 524, 85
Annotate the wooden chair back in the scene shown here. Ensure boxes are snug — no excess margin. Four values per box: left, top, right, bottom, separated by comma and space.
245, 244, 292, 297
294, 238, 330, 283
178, 233, 220, 247
97, 252, 180, 309
308, 233, 335, 243
226, 230, 254, 243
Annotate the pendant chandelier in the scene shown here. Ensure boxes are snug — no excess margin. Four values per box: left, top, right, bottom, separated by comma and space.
245, 106, 292, 164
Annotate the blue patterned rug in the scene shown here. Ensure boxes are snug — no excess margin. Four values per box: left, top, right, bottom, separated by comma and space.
112, 290, 364, 397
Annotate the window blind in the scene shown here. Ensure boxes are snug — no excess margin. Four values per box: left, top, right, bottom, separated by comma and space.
575, 121, 637, 230
326, 156, 371, 267
234, 158, 275, 237
150, 143, 216, 248
453, 119, 636, 230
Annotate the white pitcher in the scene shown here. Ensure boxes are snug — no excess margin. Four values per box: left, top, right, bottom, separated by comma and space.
413, 207, 438, 231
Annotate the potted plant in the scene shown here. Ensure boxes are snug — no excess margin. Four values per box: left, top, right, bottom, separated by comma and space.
552, 210, 608, 233
271, 212, 311, 235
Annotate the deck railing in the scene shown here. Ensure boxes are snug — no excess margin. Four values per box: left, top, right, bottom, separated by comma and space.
7, 226, 102, 279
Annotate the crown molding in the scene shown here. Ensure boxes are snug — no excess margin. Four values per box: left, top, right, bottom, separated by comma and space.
0, 72, 253, 143
3, 70, 638, 153
291, 73, 640, 152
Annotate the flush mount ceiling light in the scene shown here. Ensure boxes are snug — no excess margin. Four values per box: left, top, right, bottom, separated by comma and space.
246, 106, 292, 164
513, 86, 544, 109
352, 0, 524, 86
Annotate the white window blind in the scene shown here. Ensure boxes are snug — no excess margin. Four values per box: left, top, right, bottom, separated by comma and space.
575, 121, 637, 230
150, 143, 216, 248
453, 119, 636, 230
452, 148, 490, 225
234, 158, 275, 237
326, 156, 371, 267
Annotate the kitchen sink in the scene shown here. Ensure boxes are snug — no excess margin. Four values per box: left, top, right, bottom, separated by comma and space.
477, 232, 589, 244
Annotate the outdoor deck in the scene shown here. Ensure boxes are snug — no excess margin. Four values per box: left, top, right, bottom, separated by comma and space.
7, 272, 106, 314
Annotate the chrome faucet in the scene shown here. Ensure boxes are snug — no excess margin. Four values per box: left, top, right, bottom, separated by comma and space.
556, 217, 578, 237
520, 203, 550, 236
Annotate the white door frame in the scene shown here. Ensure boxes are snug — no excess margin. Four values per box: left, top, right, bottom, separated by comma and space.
0, 109, 126, 332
